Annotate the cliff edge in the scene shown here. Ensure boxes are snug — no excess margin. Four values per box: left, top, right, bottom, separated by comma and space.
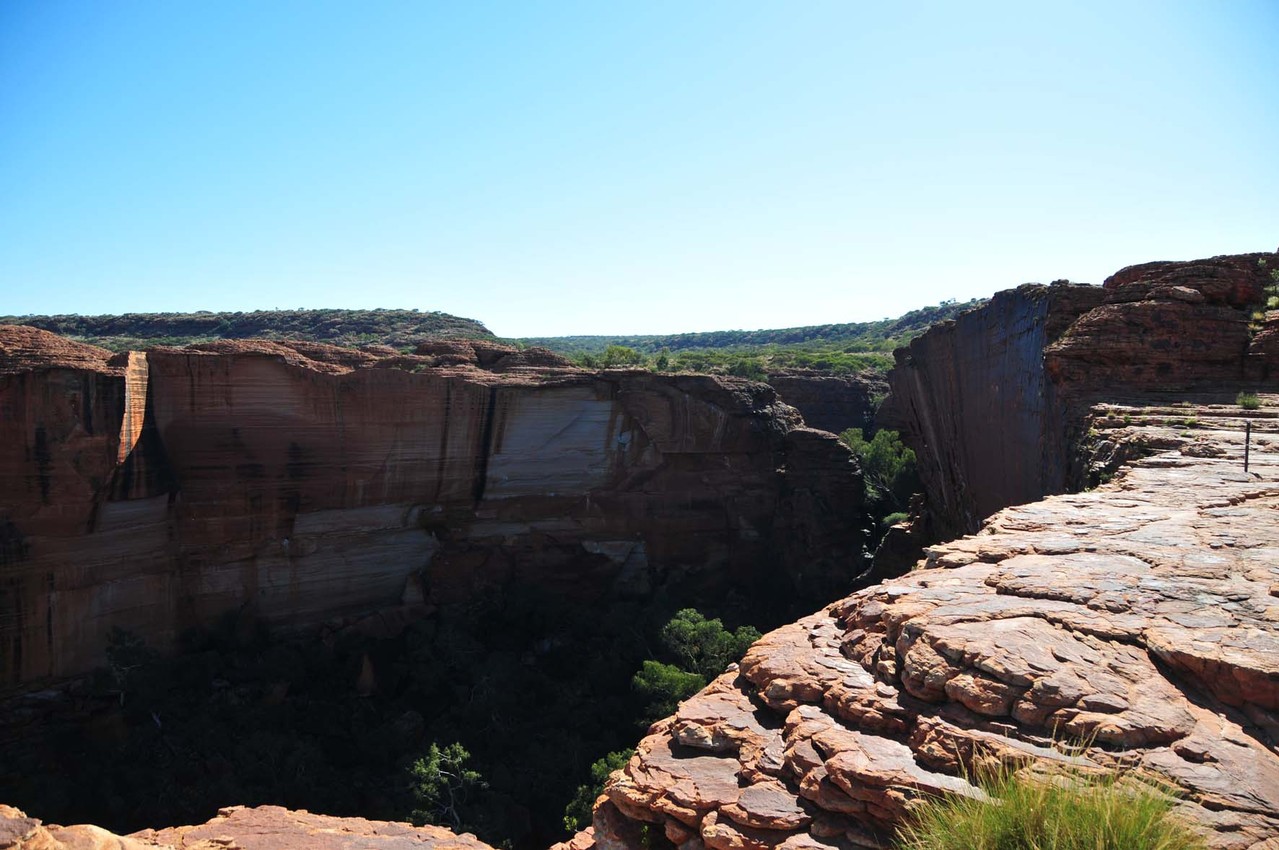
576, 400, 1279, 850
0, 331, 863, 688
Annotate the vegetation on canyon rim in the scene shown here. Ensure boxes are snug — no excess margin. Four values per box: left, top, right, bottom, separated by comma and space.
4, 296, 981, 381
562, 298, 982, 379
897, 767, 1205, 850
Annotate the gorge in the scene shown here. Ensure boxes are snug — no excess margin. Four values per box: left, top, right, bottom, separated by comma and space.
2, 251, 1278, 850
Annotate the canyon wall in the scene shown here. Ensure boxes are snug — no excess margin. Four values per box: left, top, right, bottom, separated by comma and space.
880, 251, 1278, 538
578, 403, 1279, 850
764, 374, 883, 437
0, 332, 863, 688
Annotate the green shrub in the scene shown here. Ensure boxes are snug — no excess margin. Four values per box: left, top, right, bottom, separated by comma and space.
839, 428, 920, 511
631, 609, 760, 723
882, 511, 910, 528
1237, 392, 1261, 410
408, 743, 488, 832
562, 749, 634, 832
599, 344, 646, 368
659, 608, 760, 679
632, 660, 706, 722
897, 768, 1205, 850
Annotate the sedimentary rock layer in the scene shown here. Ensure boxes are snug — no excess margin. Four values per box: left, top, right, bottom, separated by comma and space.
764, 374, 883, 437
0, 331, 862, 687
579, 406, 1279, 850
881, 252, 1279, 538
0, 803, 497, 850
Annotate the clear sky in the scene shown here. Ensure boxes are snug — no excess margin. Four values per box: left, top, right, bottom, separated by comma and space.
2, 2, 1276, 337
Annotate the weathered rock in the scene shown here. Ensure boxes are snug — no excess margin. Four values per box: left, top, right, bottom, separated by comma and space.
0, 803, 497, 850
1102, 252, 1274, 308
882, 252, 1279, 538
584, 409, 1279, 848
764, 374, 883, 436
877, 282, 1105, 539
0, 329, 862, 687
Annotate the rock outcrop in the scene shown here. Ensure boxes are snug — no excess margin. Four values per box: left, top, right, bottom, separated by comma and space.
578, 402, 1279, 850
881, 252, 1279, 539
0, 803, 498, 850
877, 282, 1106, 540
0, 330, 862, 688
763, 374, 884, 437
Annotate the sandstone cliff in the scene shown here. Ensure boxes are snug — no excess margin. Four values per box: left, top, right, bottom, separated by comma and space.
573, 400, 1279, 850
764, 374, 883, 437
0, 331, 863, 688
880, 252, 1279, 539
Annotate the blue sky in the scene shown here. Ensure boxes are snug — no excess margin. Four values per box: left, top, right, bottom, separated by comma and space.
2, 2, 1276, 336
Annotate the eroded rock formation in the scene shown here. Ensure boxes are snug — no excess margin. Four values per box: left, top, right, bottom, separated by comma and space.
577, 403, 1279, 850
0, 330, 862, 687
763, 374, 883, 437
881, 252, 1279, 539
0, 803, 498, 850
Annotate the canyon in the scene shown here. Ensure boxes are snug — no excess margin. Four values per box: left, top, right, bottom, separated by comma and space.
574, 400, 1279, 850
2, 251, 1278, 850
0, 334, 861, 688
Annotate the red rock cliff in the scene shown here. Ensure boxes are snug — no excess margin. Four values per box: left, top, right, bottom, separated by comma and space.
570, 398, 1279, 850
880, 252, 1279, 538
0, 332, 863, 688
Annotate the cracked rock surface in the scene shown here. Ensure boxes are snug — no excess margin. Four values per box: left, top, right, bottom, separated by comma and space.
576, 410, 1279, 850
0, 804, 497, 850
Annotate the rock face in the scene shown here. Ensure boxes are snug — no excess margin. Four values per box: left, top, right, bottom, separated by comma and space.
764, 374, 884, 437
0, 330, 863, 688
0, 803, 498, 850
877, 282, 1105, 540
881, 252, 1279, 539
581, 404, 1279, 849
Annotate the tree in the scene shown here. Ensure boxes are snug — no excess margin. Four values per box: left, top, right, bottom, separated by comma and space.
839, 428, 919, 512
659, 609, 760, 679
632, 609, 761, 723
407, 743, 488, 831
599, 344, 645, 368
632, 660, 706, 723
562, 749, 634, 832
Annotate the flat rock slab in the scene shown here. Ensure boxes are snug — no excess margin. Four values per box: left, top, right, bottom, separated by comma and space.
0, 805, 498, 850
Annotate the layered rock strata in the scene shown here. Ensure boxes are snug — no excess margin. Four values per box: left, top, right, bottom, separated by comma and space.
763, 374, 884, 437
0, 330, 862, 688
577, 404, 1279, 850
881, 252, 1279, 539
0, 803, 497, 850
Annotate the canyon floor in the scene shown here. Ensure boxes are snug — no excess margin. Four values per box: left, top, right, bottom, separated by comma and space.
6, 398, 1277, 848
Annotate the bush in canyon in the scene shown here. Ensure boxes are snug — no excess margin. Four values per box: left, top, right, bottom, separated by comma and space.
659, 608, 760, 678
897, 768, 1205, 850
839, 427, 919, 513
632, 609, 760, 723
632, 660, 708, 722
562, 748, 635, 832
408, 742, 488, 832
